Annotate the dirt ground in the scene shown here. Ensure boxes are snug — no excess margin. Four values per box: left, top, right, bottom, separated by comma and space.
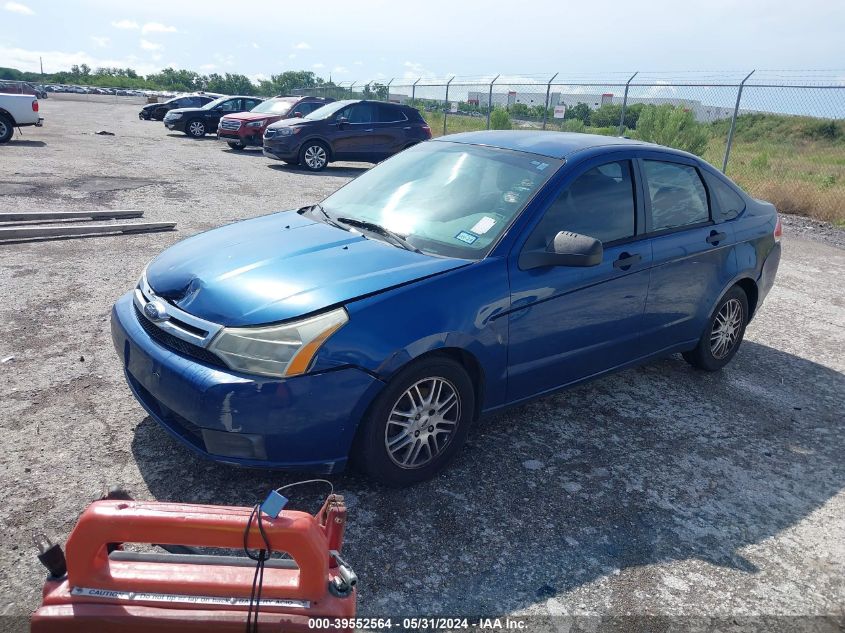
0, 97, 843, 631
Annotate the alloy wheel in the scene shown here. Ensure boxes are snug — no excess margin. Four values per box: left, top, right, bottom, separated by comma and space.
0, 119, 8, 139
189, 121, 205, 136
710, 298, 743, 359
385, 377, 460, 469
304, 145, 327, 169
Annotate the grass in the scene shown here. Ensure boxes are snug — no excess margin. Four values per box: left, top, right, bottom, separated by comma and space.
423, 110, 845, 226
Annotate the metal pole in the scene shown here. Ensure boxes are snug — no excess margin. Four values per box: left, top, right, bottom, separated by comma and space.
486, 74, 499, 130
348, 81, 356, 99
386, 78, 394, 102
443, 76, 454, 136
723, 70, 755, 173
542, 72, 558, 130
617, 71, 638, 136
411, 77, 420, 103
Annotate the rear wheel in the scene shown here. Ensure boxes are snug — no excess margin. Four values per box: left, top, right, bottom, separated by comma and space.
186, 119, 206, 138
683, 286, 749, 371
356, 357, 475, 486
227, 142, 245, 150
299, 141, 329, 171
0, 114, 13, 144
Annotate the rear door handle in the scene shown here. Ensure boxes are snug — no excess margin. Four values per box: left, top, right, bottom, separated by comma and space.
706, 231, 727, 245
364, 129, 374, 132
613, 253, 642, 269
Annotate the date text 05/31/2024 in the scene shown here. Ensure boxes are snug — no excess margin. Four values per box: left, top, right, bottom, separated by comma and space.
308, 618, 528, 630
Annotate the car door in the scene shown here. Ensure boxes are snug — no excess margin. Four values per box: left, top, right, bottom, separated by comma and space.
506, 157, 652, 403
370, 104, 409, 160
331, 103, 375, 160
208, 98, 242, 128
637, 154, 737, 353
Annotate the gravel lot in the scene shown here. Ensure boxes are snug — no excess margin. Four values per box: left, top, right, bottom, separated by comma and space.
1, 98, 843, 631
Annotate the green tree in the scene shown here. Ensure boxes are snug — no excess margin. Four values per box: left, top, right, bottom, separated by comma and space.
564, 102, 591, 125
509, 103, 530, 118
590, 103, 622, 127
490, 107, 512, 130
634, 104, 710, 156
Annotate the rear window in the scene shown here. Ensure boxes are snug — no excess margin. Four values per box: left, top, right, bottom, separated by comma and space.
704, 172, 746, 221
375, 104, 407, 123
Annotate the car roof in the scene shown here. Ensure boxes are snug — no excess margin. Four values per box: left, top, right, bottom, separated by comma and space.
436, 131, 668, 159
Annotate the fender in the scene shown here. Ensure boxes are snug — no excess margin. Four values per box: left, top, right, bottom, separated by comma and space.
0, 107, 16, 125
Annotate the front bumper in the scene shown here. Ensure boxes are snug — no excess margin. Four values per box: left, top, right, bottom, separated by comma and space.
262, 137, 301, 161
110, 292, 383, 472
218, 132, 263, 147
164, 118, 186, 131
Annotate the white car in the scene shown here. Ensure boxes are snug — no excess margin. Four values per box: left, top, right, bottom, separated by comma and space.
0, 93, 43, 143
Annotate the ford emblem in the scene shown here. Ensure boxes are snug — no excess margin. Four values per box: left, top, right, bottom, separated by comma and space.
144, 300, 169, 322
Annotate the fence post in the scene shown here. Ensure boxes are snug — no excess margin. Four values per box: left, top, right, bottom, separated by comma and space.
722, 70, 755, 173
486, 74, 499, 130
617, 71, 638, 135
411, 77, 420, 103
348, 81, 356, 99
542, 72, 558, 130
443, 76, 454, 136
386, 78, 394, 102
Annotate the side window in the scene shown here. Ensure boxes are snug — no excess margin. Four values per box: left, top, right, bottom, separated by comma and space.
703, 172, 746, 222
217, 99, 241, 112
643, 160, 709, 231
376, 104, 406, 123
345, 103, 375, 124
296, 102, 319, 115
525, 160, 637, 249
242, 99, 260, 110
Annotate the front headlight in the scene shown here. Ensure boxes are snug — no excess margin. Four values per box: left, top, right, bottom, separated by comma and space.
208, 308, 348, 377
245, 120, 265, 128
168, 113, 183, 120
275, 127, 300, 137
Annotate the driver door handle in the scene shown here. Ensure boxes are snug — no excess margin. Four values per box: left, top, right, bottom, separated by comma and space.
364, 128, 374, 132
706, 230, 728, 245
613, 253, 642, 270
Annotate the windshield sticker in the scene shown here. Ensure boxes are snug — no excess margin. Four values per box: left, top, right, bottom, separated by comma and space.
530, 160, 550, 171
470, 216, 497, 235
455, 231, 478, 245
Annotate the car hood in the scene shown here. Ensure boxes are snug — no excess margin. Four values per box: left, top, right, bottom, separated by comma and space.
222, 111, 285, 122
266, 117, 311, 131
145, 211, 469, 326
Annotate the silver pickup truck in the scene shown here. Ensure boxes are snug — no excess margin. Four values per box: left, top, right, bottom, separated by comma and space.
0, 93, 44, 143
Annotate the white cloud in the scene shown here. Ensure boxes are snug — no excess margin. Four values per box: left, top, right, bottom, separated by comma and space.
332, 66, 349, 74
213, 53, 234, 67
293, 42, 310, 50
353, 61, 363, 66
1, 45, 160, 76
140, 39, 163, 51
200, 63, 216, 71
90, 36, 111, 48
250, 72, 268, 84
312, 63, 324, 69
3, 1, 34, 15
251, 42, 259, 49
111, 19, 139, 30
142, 22, 178, 34
288, 53, 297, 60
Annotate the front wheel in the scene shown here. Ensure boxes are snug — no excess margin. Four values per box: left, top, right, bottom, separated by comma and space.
356, 357, 475, 486
0, 114, 13, 144
683, 286, 749, 371
299, 141, 329, 171
227, 142, 245, 150
186, 119, 206, 138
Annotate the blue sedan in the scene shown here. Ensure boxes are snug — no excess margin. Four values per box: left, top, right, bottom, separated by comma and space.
111, 131, 782, 485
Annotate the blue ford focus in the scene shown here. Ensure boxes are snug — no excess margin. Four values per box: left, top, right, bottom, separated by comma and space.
111, 131, 781, 485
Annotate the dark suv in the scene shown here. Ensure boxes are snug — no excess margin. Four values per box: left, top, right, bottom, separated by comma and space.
139, 93, 222, 121
164, 95, 264, 138
262, 100, 431, 170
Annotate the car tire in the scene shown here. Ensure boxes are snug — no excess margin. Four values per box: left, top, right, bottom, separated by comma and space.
299, 141, 329, 171
683, 285, 749, 371
356, 356, 475, 486
0, 113, 14, 144
186, 119, 206, 138
227, 142, 245, 150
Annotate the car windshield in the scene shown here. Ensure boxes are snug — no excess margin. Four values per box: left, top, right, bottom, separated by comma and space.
321, 141, 563, 259
201, 97, 230, 110
250, 99, 294, 115
303, 100, 352, 121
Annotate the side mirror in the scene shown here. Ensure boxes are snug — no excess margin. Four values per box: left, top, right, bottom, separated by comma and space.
336, 116, 348, 126
293, 111, 303, 118
519, 231, 603, 270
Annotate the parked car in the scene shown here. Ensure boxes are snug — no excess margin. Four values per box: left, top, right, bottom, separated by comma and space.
139, 93, 222, 121
217, 95, 334, 150
0, 92, 43, 143
163, 95, 264, 138
263, 99, 431, 170
111, 131, 781, 485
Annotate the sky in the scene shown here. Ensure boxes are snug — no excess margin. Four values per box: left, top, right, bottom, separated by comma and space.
1, 0, 844, 86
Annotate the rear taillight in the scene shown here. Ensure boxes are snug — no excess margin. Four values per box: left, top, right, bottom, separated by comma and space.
774, 215, 782, 242
32, 100, 39, 112
422, 125, 431, 138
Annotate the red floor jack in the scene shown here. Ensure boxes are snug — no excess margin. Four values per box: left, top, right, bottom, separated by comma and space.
31, 488, 357, 632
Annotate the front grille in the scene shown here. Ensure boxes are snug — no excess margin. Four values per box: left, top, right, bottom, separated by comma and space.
220, 119, 241, 131
133, 303, 225, 368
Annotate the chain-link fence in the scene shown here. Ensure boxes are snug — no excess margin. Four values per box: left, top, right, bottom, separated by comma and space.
294, 71, 845, 224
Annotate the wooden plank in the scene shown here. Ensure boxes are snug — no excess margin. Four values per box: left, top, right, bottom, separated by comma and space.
0, 222, 176, 241
0, 210, 143, 222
